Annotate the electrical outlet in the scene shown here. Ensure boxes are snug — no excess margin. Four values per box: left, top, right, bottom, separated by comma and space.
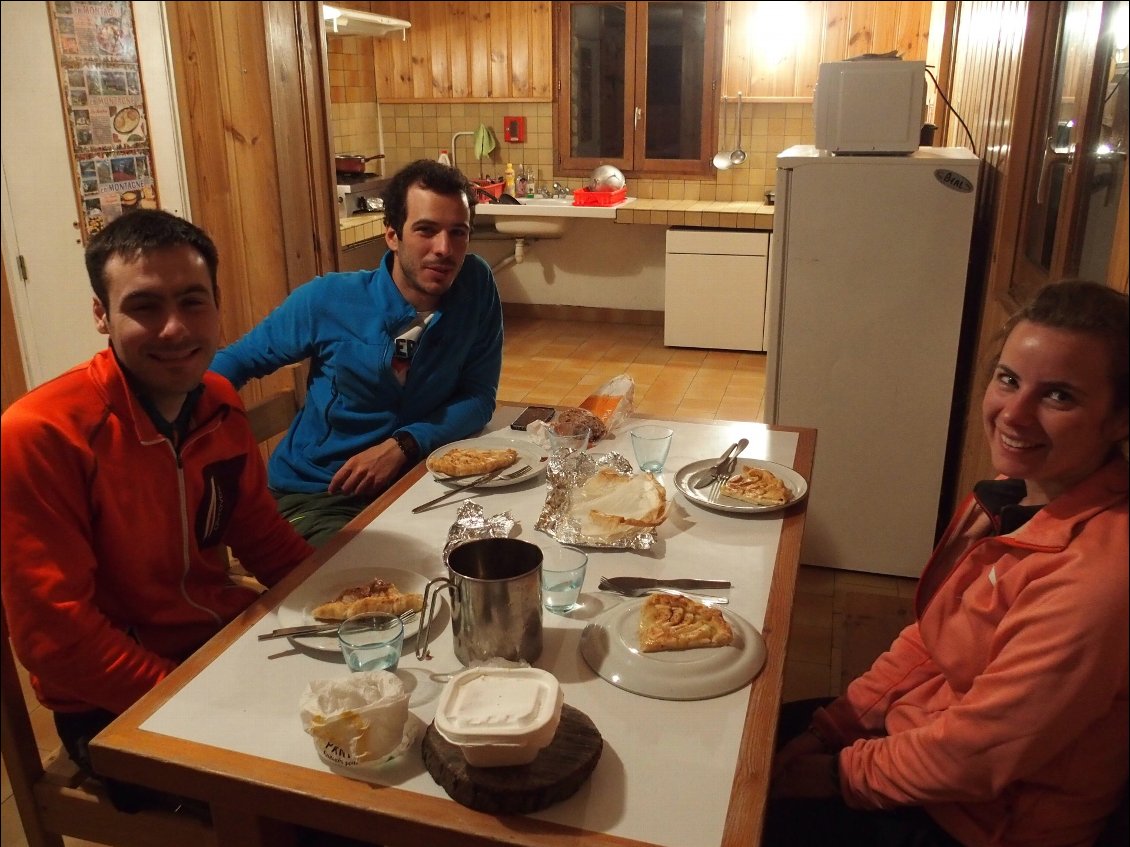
503, 116, 526, 143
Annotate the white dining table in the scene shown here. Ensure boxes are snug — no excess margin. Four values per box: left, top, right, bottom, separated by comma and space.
91, 407, 815, 847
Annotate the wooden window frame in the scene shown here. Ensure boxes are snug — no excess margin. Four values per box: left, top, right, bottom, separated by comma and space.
553, 0, 723, 179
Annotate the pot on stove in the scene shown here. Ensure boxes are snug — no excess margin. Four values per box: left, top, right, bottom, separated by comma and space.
335, 153, 385, 175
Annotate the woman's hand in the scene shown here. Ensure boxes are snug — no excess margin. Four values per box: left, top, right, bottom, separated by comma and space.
770, 751, 841, 799
772, 728, 825, 782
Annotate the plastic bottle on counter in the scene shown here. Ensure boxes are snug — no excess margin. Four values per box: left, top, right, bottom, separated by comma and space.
504, 162, 516, 195
437, 150, 451, 166
515, 163, 527, 198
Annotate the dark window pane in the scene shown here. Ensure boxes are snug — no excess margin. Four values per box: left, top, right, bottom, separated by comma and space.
645, 2, 706, 160
570, 4, 626, 159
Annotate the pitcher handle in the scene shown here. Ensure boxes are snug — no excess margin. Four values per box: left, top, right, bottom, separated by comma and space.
416, 576, 450, 660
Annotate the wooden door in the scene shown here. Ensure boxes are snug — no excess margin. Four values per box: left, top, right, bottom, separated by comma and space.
1009, 0, 1128, 302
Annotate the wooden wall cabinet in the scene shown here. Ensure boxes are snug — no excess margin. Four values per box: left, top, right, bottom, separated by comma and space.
721, 1, 934, 100
362, 1, 932, 104
368, 1, 554, 102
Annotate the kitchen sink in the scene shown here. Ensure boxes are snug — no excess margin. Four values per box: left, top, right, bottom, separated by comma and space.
517, 197, 574, 206
473, 195, 635, 238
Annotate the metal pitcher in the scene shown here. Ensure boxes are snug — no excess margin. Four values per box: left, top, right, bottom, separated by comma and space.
416, 538, 543, 665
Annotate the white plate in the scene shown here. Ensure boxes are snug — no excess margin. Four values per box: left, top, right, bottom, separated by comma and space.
579, 599, 766, 700
275, 567, 430, 653
425, 436, 545, 488
674, 458, 809, 515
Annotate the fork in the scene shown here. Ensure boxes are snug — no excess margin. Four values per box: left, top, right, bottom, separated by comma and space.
707, 454, 739, 503
598, 577, 729, 605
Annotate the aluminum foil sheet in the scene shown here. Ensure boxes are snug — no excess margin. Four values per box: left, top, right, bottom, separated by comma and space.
535, 450, 661, 550
443, 502, 517, 563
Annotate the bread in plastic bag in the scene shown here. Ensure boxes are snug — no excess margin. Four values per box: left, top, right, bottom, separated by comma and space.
578, 374, 634, 436
299, 671, 414, 768
526, 375, 636, 449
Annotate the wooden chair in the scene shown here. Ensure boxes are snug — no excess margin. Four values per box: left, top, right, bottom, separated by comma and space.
1, 604, 216, 847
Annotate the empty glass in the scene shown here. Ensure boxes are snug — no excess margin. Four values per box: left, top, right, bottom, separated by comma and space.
630, 425, 674, 473
539, 543, 588, 613
547, 426, 591, 456
338, 612, 404, 673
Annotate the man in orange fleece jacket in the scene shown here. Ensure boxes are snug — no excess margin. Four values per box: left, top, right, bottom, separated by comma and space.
1, 209, 313, 812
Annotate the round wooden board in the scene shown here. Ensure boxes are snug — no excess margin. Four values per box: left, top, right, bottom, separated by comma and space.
421, 703, 603, 814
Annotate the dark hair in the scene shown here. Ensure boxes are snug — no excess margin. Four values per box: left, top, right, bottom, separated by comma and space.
380, 159, 476, 239
85, 209, 219, 308
994, 280, 1130, 412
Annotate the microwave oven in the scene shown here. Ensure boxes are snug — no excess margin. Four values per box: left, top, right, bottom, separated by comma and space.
814, 60, 927, 154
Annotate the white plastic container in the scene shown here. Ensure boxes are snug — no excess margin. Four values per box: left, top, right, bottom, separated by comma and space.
434, 667, 563, 767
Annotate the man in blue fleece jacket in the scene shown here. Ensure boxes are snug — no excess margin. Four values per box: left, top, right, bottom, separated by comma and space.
212, 160, 502, 544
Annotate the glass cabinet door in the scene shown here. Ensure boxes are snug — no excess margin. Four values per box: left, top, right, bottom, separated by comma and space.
1013, 0, 1128, 300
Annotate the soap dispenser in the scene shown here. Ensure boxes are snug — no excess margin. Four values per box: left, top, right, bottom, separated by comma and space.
503, 162, 516, 195
437, 150, 451, 166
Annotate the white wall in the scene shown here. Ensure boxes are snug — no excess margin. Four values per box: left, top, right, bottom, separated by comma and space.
1, 1, 186, 387
470, 220, 668, 311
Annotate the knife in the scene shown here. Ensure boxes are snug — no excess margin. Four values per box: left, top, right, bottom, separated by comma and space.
601, 576, 732, 591
692, 438, 749, 489
411, 464, 509, 513
257, 622, 340, 641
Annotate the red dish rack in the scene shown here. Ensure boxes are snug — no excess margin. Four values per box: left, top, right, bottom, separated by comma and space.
572, 186, 627, 206
472, 179, 505, 200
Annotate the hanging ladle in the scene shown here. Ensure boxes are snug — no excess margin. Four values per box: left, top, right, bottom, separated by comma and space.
712, 94, 736, 170
729, 95, 746, 166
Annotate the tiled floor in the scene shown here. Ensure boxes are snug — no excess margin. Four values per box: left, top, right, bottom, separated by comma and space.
496, 313, 918, 702
1, 313, 917, 845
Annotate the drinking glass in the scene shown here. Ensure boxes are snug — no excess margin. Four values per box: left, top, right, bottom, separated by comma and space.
547, 426, 591, 457
539, 543, 588, 613
630, 425, 674, 473
338, 612, 404, 673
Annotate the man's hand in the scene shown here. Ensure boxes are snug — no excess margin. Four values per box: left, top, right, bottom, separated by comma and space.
328, 439, 407, 497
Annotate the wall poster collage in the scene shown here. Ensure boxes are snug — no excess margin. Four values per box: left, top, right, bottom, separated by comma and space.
47, 1, 158, 242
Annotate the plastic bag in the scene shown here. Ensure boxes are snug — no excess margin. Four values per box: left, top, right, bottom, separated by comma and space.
526, 374, 636, 450
577, 374, 635, 436
299, 671, 414, 768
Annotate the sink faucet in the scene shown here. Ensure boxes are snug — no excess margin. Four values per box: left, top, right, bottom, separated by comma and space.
450, 131, 475, 172
550, 182, 571, 199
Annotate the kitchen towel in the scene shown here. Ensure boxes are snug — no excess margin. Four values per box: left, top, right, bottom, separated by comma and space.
473, 123, 497, 173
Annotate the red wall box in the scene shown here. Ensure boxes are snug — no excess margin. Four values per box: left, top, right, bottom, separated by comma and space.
573, 186, 627, 206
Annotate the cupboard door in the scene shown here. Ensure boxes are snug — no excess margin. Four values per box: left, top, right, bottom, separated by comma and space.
664, 247, 767, 351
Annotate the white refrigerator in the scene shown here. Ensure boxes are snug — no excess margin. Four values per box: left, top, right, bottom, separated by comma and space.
766, 145, 979, 577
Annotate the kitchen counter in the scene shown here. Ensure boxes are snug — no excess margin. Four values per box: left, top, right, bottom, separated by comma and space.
615, 198, 774, 230
339, 212, 384, 247
338, 199, 774, 248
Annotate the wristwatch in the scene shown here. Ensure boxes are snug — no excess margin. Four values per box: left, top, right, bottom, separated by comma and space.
392, 431, 419, 464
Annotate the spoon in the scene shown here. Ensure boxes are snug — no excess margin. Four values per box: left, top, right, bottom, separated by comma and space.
730, 95, 746, 166
712, 95, 735, 170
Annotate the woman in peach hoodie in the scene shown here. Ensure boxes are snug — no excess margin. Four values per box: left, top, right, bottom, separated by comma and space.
766, 281, 1129, 847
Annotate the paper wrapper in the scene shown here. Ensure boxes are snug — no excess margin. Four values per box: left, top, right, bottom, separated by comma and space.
443, 501, 517, 563
299, 671, 414, 768
535, 451, 664, 550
